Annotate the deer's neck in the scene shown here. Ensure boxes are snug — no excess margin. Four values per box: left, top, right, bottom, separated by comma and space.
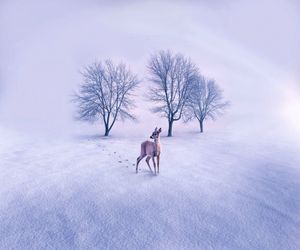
154, 138, 161, 155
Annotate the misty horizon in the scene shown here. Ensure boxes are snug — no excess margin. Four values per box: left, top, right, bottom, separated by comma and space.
0, 0, 299, 137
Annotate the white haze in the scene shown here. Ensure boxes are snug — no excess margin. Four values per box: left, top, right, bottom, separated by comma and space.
0, 0, 299, 139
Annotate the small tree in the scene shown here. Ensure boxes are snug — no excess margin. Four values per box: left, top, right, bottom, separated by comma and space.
74, 60, 139, 136
148, 50, 198, 137
186, 76, 229, 133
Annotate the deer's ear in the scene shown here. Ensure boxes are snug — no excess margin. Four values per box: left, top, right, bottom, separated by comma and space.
154, 127, 157, 131
158, 128, 162, 132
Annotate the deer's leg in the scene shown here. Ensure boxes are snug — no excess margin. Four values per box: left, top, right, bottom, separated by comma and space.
146, 156, 152, 172
157, 155, 160, 173
152, 157, 157, 175
136, 155, 146, 173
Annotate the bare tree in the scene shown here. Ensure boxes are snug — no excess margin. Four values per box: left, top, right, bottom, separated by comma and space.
186, 75, 229, 133
73, 60, 139, 136
148, 50, 198, 137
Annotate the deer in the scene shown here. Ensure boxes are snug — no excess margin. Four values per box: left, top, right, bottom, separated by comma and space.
136, 127, 162, 175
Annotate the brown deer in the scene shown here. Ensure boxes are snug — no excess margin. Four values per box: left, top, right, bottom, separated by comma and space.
136, 127, 162, 175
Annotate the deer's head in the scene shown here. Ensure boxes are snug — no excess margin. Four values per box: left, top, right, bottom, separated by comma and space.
150, 127, 162, 139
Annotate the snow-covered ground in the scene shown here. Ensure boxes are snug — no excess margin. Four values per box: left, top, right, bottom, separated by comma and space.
0, 126, 299, 250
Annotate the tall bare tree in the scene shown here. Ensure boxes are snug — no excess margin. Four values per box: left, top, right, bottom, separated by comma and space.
186, 76, 229, 133
148, 50, 198, 137
73, 60, 139, 136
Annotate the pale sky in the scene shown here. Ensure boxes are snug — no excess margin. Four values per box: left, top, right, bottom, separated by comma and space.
0, 0, 299, 136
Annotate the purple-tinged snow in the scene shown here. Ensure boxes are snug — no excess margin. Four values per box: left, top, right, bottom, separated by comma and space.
1, 127, 299, 249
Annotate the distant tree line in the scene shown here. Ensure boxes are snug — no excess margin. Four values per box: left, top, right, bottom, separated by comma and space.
73, 50, 229, 136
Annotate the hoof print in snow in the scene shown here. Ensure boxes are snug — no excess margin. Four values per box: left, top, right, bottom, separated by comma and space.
118, 161, 122, 163
114, 152, 116, 154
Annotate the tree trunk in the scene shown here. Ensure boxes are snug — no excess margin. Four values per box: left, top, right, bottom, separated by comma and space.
168, 120, 173, 137
104, 125, 110, 136
199, 120, 204, 133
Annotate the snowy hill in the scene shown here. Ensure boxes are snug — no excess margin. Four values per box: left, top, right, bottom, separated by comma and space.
1, 127, 299, 249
